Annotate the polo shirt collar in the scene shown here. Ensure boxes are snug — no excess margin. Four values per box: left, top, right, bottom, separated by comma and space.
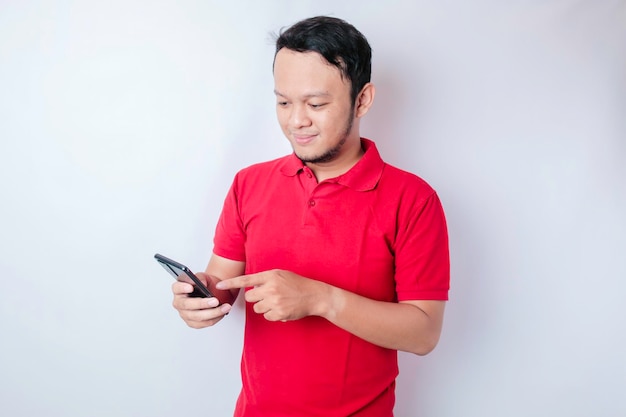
279, 138, 384, 192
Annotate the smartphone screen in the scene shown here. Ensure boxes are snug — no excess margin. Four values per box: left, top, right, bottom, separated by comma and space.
154, 253, 214, 298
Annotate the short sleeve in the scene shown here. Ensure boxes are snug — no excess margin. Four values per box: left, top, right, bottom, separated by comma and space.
213, 173, 247, 262
394, 191, 450, 301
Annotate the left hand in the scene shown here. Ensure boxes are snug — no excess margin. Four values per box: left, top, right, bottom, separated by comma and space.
216, 269, 326, 322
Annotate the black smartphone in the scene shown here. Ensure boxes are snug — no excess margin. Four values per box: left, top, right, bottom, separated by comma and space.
154, 253, 214, 298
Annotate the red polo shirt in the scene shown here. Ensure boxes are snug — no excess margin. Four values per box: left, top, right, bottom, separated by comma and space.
213, 139, 449, 417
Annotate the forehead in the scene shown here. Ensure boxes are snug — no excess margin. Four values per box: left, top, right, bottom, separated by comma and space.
273, 49, 350, 97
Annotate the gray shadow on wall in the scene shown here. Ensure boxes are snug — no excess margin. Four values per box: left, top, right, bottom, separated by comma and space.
362, 68, 419, 167
364, 61, 488, 415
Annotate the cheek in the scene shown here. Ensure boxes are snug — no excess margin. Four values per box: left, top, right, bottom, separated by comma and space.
276, 110, 289, 129
321, 111, 344, 134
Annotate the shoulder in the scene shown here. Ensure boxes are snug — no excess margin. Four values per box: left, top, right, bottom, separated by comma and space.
232, 154, 294, 185
238, 154, 291, 175
379, 162, 437, 202
228, 154, 300, 198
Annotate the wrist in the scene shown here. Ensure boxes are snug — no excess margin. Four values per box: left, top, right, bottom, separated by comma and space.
313, 282, 342, 321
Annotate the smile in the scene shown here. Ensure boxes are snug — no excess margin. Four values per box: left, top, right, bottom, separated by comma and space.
293, 134, 317, 145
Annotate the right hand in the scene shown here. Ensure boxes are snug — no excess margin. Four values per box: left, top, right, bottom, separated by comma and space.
172, 272, 233, 329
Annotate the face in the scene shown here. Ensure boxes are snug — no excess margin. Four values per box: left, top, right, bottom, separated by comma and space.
273, 49, 358, 164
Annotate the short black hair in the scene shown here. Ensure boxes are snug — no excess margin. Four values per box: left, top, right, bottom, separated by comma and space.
274, 16, 372, 103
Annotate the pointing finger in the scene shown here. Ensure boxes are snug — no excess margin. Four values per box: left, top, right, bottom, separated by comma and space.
216, 273, 265, 290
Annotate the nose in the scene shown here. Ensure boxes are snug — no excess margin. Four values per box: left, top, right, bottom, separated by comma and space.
290, 104, 312, 129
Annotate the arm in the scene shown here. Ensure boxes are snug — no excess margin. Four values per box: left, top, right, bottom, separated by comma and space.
172, 253, 245, 329
216, 270, 445, 355
321, 284, 445, 355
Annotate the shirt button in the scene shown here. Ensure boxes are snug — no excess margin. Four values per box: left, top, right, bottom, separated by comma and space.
308, 200, 316, 207
306, 172, 313, 179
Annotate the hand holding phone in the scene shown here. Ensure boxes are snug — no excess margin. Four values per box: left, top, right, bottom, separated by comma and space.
155, 253, 214, 298
155, 253, 236, 309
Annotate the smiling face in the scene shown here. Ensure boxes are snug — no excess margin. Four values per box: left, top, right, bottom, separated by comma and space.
273, 48, 365, 168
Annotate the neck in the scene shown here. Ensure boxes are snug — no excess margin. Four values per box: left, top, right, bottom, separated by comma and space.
306, 136, 364, 182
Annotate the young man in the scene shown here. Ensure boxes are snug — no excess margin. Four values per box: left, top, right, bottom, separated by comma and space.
172, 16, 450, 417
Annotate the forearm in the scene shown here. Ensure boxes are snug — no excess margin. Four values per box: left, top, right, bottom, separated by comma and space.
316, 284, 446, 355
205, 254, 246, 302
214, 269, 446, 353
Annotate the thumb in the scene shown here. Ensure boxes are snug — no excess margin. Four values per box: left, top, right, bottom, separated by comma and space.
194, 272, 210, 286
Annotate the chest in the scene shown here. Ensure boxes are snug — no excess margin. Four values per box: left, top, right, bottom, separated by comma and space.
240, 178, 398, 301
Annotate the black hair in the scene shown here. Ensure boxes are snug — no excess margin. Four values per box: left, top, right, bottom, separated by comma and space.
274, 16, 372, 104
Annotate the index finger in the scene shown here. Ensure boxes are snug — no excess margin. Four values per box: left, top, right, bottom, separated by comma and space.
172, 280, 194, 295
216, 273, 265, 290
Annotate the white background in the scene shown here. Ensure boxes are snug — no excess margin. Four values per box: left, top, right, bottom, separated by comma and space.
1, 1, 625, 416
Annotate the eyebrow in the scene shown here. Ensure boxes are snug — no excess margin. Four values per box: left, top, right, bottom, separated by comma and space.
274, 89, 332, 99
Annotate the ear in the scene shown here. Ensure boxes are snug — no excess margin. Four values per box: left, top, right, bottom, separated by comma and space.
354, 83, 376, 118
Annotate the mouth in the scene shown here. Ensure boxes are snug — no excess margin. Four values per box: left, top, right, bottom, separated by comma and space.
292, 133, 317, 145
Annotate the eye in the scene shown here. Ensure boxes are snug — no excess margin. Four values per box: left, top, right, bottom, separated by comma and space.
277, 101, 289, 107
309, 103, 327, 109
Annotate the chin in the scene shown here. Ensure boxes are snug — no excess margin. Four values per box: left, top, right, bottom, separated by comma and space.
292, 147, 321, 162
294, 148, 324, 162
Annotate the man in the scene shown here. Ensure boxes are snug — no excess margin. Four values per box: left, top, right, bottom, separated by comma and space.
172, 16, 450, 417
